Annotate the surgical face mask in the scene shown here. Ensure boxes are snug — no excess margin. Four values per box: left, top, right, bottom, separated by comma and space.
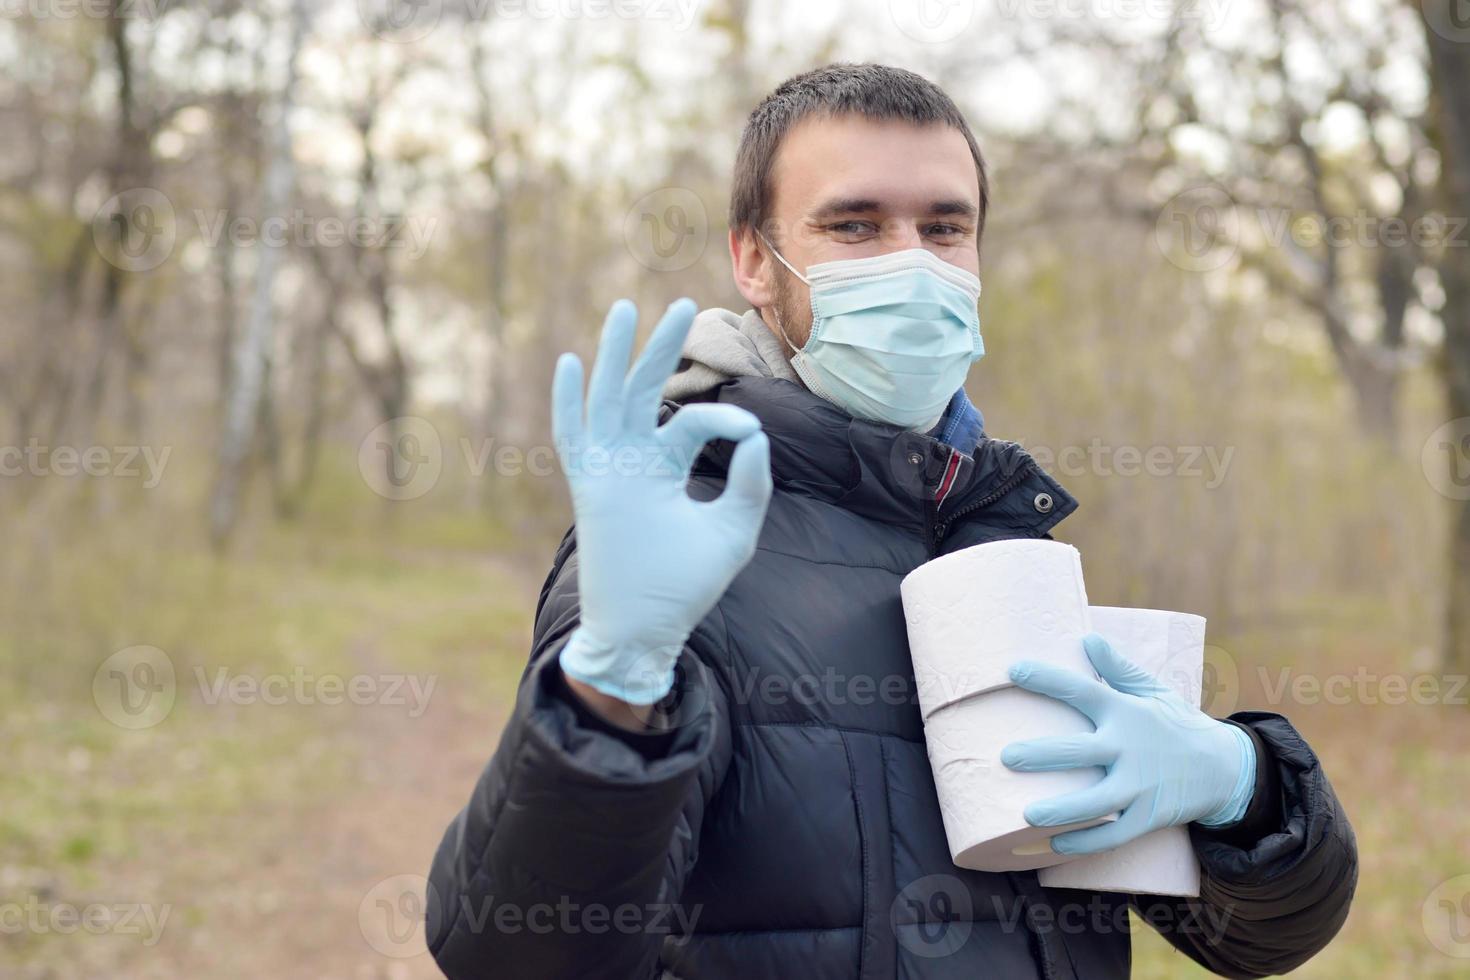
761, 235, 984, 431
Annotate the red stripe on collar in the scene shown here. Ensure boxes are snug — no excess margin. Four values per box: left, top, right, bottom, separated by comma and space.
933, 447, 964, 506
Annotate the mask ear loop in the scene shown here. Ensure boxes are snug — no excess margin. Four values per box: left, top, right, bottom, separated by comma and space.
755, 229, 811, 353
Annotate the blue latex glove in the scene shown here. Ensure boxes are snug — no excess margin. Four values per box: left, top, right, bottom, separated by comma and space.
1000, 633, 1256, 855
554, 299, 773, 704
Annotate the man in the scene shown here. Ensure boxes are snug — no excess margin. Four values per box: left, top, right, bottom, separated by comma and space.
428, 64, 1356, 979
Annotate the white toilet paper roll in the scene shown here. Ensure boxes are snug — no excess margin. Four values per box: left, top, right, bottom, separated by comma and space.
1038, 606, 1206, 897
925, 687, 1112, 873
902, 539, 1093, 718
1039, 825, 1201, 897
1086, 606, 1206, 704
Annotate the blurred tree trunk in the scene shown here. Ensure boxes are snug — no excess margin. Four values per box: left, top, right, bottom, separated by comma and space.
469, 28, 514, 505
308, 240, 411, 499
21, 230, 92, 453
209, 0, 308, 549
212, 34, 246, 422
268, 316, 329, 519
1423, 5, 1470, 671
342, 71, 412, 496
1441, 260, 1470, 672
83, 3, 152, 439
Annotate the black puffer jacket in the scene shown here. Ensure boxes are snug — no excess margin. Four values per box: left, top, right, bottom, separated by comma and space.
428, 376, 1357, 979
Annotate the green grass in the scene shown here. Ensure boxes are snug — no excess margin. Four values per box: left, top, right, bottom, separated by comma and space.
1132, 611, 1470, 978
1, 482, 1463, 975
0, 487, 535, 970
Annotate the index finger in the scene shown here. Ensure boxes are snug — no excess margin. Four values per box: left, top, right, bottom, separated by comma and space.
623, 298, 697, 433
586, 299, 639, 443
551, 352, 585, 461
1008, 660, 1113, 721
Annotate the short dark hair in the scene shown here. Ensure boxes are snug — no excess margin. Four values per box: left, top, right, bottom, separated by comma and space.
729, 63, 989, 249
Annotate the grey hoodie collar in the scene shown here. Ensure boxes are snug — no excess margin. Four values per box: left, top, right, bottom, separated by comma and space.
663, 307, 800, 402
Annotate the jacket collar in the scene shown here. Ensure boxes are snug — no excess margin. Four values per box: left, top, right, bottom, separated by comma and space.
929, 388, 985, 452
673, 377, 1077, 540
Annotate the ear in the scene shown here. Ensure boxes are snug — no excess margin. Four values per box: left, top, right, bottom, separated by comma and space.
730, 226, 775, 310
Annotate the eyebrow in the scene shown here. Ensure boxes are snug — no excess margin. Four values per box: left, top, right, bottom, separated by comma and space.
929, 199, 979, 219
808, 197, 884, 221
807, 197, 979, 221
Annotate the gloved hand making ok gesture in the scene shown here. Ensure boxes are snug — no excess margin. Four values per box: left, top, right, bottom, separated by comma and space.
554, 299, 773, 705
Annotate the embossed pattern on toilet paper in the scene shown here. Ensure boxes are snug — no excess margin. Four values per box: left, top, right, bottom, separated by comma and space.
902, 540, 1094, 717
1038, 606, 1207, 897
1088, 606, 1205, 707
925, 687, 1109, 872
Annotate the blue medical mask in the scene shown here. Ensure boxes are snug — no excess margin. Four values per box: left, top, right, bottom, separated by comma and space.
761, 236, 984, 430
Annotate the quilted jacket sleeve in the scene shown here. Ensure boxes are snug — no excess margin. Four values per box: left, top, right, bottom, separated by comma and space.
427, 534, 733, 979
1133, 711, 1358, 978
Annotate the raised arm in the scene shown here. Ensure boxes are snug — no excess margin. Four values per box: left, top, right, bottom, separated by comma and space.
427, 299, 771, 978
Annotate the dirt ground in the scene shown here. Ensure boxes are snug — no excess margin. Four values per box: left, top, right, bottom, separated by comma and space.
8, 539, 536, 980
9, 530, 1466, 979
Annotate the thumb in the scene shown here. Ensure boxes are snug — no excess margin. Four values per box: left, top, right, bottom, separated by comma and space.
1084, 633, 1165, 698
657, 403, 762, 471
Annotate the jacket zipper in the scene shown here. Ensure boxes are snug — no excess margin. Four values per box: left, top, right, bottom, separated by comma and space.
930, 462, 1038, 548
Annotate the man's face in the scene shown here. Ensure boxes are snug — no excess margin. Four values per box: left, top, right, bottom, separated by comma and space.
732, 114, 982, 352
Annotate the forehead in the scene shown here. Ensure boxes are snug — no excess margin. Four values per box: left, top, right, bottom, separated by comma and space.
767, 113, 979, 218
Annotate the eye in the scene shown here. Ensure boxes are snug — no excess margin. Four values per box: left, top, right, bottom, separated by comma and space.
827, 221, 879, 241
925, 223, 968, 240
